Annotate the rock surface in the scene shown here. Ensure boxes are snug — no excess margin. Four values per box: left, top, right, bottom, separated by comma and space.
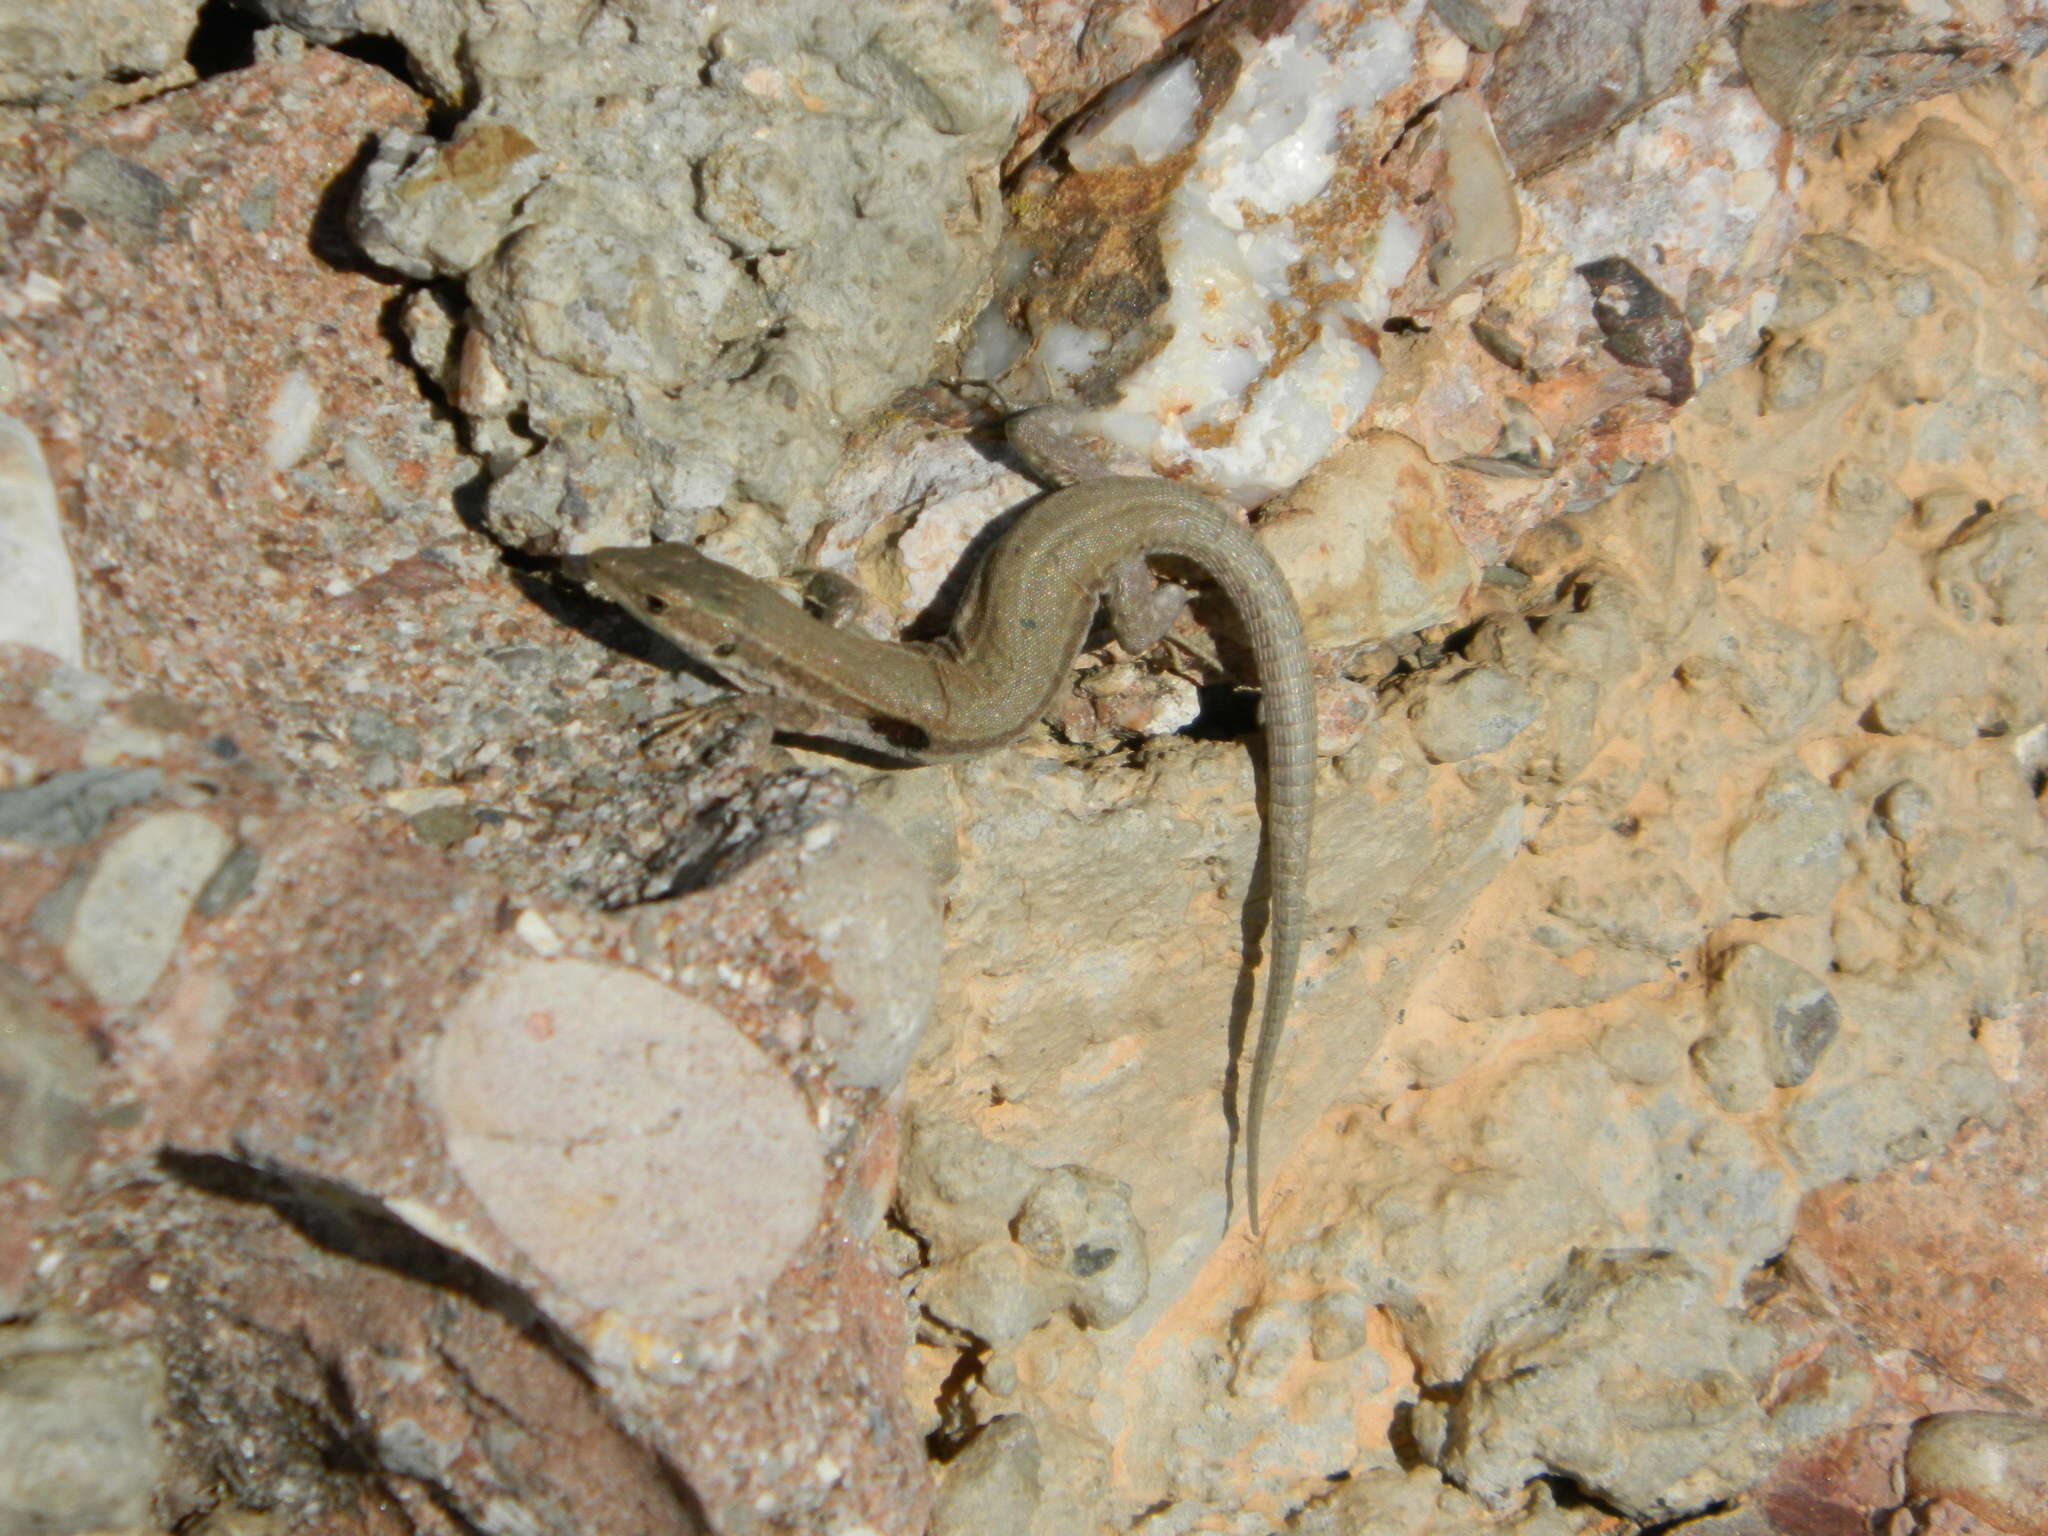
3, 4, 2048, 1535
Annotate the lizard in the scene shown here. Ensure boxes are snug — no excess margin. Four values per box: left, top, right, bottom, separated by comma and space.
564, 431, 1314, 1233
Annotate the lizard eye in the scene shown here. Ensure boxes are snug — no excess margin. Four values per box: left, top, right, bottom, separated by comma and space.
641, 594, 668, 614
711, 637, 739, 657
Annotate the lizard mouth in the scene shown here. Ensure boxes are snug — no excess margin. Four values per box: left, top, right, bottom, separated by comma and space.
556, 554, 591, 583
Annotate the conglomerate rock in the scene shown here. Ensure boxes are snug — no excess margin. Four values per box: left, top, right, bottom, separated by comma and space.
3, 3, 2048, 1534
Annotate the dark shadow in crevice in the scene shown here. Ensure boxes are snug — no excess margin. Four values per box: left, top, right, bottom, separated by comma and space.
306, 133, 401, 277
159, 1149, 588, 1369
158, 1149, 726, 1532
186, 0, 265, 79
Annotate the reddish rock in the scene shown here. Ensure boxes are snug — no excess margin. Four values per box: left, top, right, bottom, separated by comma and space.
1787, 997, 2048, 1408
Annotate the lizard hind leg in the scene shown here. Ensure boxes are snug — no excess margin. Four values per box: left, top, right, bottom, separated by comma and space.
1106, 557, 1193, 656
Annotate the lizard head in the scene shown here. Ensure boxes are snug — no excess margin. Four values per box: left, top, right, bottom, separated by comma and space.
564, 542, 777, 661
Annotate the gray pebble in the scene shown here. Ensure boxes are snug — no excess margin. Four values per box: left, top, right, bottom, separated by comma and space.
1905, 1411, 2048, 1533
57, 145, 171, 252
1711, 943, 1840, 1090
408, 805, 480, 848
1725, 764, 1848, 917
1308, 1291, 1370, 1363
0, 964, 100, 1189
1761, 339, 1826, 413
1014, 1167, 1149, 1329
1409, 666, 1541, 764
346, 707, 422, 761
0, 766, 162, 847
0, 1316, 165, 1533
896, 1112, 1045, 1263
1875, 779, 1934, 842
918, 1242, 1067, 1350
194, 841, 262, 917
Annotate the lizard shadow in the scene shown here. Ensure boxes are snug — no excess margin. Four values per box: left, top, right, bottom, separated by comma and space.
1218, 707, 1282, 1238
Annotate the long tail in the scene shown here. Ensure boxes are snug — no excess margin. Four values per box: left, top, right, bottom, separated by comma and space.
1208, 527, 1315, 1236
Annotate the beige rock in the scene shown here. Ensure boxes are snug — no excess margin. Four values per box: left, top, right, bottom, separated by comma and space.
1261, 433, 1476, 650
1907, 1413, 2048, 1536
432, 956, 826, 1326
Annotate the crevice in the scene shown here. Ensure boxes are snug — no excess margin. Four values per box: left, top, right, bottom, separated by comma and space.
185, 0, 265, 79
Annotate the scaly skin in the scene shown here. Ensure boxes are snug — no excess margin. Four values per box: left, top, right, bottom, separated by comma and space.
570, 476, 1313, 1232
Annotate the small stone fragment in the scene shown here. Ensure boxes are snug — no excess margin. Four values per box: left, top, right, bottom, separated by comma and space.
1409, 666, 1541, 764
1867, 627, 1983, 735
62, 810, 235, 1009
932, 1415, 1043, 1536
789, 813, 942, 1092
408, 804, 480, 847
1690, 1024, 1773, 1115
1724, 765, 1848, 918
0, 766, 161, 847
1579, 256, 1696, 404
346, 706, 422, 760
1487, 0, 1709, 175
0, 417, 83, 666
918, 1242, 1068, 1350
0, 1316, 165, 1534
1709, 943, 1840, 1090
896, 1112, 1046, 1264
1905, 1412, 2048, 1536
1887, 121, 2036, 282
1429, 0, 1504, 52
0, 964, 101, 1188
1438, 1251, 1776, 1520
58, 145, 172, 253
433, 957, 826, 1325
1934, 508, 2048, 627
194, 842, 262, 918
1875, 780, 1934, 842
1308, 1291, 1371, 1362
1231, 1300, 1309, 1398
1429, 93, 1520, 292
1260, 433, 1476, 650
1014, 1166, 1149, 1329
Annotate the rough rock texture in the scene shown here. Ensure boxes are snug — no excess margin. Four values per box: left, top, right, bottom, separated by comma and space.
0, 644, 939, 1534
887, 48, 2048, 1532
0, 0, 203, 108
271, 0, 1025, 559
5, 3, 2048, 1535
0, 50, 849, 908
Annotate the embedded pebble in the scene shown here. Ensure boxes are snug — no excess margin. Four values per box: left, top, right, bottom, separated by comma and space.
1710, 943, 1840, 1090
931, 1415, 1043, 1536
1724, 764, 1849, 917
788, 813, 942, 1091
1905, 1412, 2048, 1535
0, 963, 101, 1188
1013, 1166, 1148, 1329
895, 1112, 1048, 1264
1308, 1290, 1371, 1363
0, 417, 83, 666
0, 766, 161, 847
1886, 121, 2036, 281
62, 810, 235, 1009
1409, 666, 1541, 763
1438, 1252, 1776, 1520
1261, 432, 1477, 648
1934, 508, 2048, 626
917, 1242, 1069, 1350
0, 1316, 165, 1535
1230, 1300, 1309, 1398
432, 956, 825, 1325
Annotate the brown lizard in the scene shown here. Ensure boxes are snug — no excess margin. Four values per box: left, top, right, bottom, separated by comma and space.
567, 448, 1313, 1232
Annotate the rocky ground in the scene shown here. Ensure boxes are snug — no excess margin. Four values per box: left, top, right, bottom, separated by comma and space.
1, 2, 2046, 1535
